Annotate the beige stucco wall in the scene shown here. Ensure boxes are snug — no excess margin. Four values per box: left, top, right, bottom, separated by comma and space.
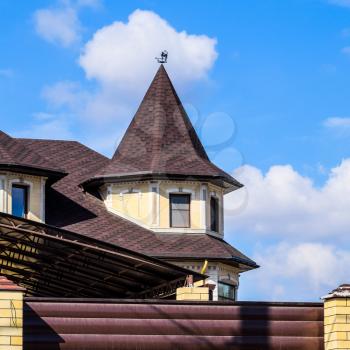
0, 172, 45, 222
103, 180, 224, 235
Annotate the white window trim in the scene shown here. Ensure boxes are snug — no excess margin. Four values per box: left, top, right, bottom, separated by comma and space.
149, 182, 160, 227
105, 185, 113, 207
104, 186, 147, 227
200, 184, 208, 230
119, 188, 141, 195
118, 188, 142, 218
166, 187, 195, 197
0, 175, 5, 213
40, 178, 47, 222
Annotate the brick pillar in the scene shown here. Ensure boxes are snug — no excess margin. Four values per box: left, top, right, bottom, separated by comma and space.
0, 276, 25, 350
323, 284, 350, 350
176, 286, 210, 301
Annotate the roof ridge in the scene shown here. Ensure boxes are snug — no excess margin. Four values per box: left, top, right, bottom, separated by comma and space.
16, 137, 77, 142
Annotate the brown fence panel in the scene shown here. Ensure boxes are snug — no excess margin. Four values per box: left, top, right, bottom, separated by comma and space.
23, 299, 324, 350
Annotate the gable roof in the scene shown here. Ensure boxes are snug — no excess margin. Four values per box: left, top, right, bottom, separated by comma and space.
0, 131, 66, 182
81, 65, 242, 193
15, 138, 257, 270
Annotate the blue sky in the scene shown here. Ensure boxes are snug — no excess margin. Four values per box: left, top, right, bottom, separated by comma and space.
1, 0, 350, 301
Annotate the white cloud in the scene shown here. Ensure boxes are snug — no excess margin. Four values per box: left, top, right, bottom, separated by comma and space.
240, 242, 350, 301
323, 117, 350, 128
42, 81, 88, 110
36, 9, 218, 153
42, 80, 133, 125
33, 0, 101, 47
79, 9, 218, 90
14, 113, 73, 140
225, 159, 350, 240
34, 7, 81, 47
225, 160, 350, 301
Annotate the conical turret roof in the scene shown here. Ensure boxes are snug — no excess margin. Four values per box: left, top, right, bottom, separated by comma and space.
83, 65, 242, 192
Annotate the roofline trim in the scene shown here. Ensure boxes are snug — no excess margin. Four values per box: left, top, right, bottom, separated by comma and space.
80, 172, 243, 191
158, 256, 259, 270
0, 163, 67, 181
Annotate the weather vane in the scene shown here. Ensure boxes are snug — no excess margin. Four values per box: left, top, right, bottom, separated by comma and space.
155, 50, 168, 64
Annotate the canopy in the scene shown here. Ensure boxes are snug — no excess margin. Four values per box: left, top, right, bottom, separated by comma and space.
0, 213, 204, 298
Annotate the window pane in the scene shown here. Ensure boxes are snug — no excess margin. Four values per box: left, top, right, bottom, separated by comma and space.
170, 195, 190, 210
12, 185, 28, 218
210, 197, 219, 232
170, 194, 190, 228
218, 282, 236, 301
171, 210, 189, 227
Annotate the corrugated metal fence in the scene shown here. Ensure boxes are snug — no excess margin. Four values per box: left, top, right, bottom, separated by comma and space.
23, 298, 324, 350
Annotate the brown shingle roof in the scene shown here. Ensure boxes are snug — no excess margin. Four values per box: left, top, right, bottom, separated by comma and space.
0, 131, 65, 181
15, 138, 256, 269
82, 65, 242, 191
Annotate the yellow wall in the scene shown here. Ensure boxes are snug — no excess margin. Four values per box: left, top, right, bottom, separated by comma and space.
104, 181, 224, 234
0, 172, 45, 222
110, 183, 150, 223
176, 287, 209, 301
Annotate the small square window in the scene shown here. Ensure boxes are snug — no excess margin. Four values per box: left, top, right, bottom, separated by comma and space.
169, 194, 190, 228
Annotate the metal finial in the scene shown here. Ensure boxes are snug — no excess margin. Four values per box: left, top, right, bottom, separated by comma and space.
155, 50, 168, 64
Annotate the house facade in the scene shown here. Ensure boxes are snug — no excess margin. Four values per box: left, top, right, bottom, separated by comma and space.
0, 65, 257, 300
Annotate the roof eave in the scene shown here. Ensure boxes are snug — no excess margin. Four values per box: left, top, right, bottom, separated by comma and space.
0, 164, 67, 183
160, 256, 259, 271
80, 172, 243, 192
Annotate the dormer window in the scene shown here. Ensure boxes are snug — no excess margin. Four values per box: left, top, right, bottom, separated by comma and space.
170, 194, 190, 228
210, 196, 219, 232
12, 184, 28, 218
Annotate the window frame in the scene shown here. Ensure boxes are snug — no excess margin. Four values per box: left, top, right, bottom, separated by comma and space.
0, 176, 5, 213
210, 196, 219, 233
218, 281, 237, 301
11, 183, 29, 219
169, 193, 191, 228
